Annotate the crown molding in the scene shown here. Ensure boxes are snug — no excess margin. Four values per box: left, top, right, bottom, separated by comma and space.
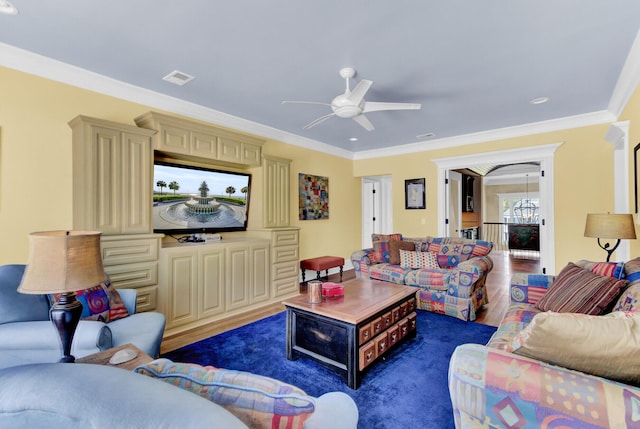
0, 41, 634, 162
353, 111, 613, 160
0, 43, 355, 160
608, 29, 640, 118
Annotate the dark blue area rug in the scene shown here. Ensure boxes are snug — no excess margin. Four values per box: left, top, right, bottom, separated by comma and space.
163, 310, 496, 429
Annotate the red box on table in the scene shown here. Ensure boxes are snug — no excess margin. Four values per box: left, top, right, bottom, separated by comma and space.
322, 282, 344, 297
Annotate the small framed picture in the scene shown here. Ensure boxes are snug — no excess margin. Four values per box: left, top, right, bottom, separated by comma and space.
405, 178, 425, 209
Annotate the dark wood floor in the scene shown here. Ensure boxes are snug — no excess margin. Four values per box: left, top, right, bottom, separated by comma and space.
474, 250, 540, 326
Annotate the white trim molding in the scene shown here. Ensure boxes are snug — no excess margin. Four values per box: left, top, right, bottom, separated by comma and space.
433, 143, 562, 274
605, 121, 631, 261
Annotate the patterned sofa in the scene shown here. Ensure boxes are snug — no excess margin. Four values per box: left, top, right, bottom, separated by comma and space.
448, 258, 640, 428
351, 234, 494, 321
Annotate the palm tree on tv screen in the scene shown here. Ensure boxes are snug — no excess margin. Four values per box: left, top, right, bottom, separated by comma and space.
169, 181, 180, 195
226, 186, 236, 198
156, 180, 167, 195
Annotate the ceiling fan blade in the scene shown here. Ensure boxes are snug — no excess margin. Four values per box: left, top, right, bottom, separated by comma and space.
345, 80, 372, 105
352, 114, 374, 131
362, 101, 421, 113
282, 100, 331, 106
303, 113, 335, 129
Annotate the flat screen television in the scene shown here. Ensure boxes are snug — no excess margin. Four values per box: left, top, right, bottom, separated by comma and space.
153, 160, 251, 235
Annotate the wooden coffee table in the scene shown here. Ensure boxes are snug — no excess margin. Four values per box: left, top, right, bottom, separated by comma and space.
283, 278, 417, 389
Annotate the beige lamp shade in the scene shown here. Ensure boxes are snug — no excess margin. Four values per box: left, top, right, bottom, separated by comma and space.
18, 230, 108, 294
584, 214, 637, 240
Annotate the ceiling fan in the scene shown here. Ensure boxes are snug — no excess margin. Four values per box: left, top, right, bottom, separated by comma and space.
282, 68, 421, 131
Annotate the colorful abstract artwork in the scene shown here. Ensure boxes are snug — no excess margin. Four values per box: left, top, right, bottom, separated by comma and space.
299, 173, 329, 220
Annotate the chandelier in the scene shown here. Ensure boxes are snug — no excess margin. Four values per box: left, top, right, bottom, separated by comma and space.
513, 174, 538, 224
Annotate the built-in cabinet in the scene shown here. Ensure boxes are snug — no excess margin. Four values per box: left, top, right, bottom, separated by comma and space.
251, 228, 300, 298
263, 155, 291, 228
69, 115, 156, 234
134, 111, 264, 167
69, 116, 162, 312
70, 113, 298, 335
159, 238, 271, 333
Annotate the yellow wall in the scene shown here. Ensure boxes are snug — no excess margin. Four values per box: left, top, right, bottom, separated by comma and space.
353, 124, 621, 270
2, 65, 640, 272
0, 67, 362, 264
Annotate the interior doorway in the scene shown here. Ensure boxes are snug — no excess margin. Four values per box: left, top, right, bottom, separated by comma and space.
434, 143, 561, 275
446, 171, 462, 237
362, 176, 392, 248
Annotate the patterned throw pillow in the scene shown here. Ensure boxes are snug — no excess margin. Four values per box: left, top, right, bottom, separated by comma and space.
512, 311, 640, 385
50, 279, 129, 322
369, 233, 403, 263
389, 240, 416, 265
399, 250, 439, 269
575, 259, 625, 279
535, 263, 628, 315
135, 359, 315, 429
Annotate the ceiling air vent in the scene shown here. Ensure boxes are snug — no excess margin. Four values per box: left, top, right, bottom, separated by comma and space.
162, 70, 195, 86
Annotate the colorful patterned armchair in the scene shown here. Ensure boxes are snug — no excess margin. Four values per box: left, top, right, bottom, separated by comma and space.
448, 258, 640, 428
351, 235, 494, 321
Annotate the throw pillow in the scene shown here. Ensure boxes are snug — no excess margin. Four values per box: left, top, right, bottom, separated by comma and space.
534, 262, 628, 315
389, 240, 416, 265
512, 311, 640, 386
50, 279, 129, 322
399, 250, 439, 269
575, 259, 625, 279
135, 359, 315, 429
369, 233, 403, 263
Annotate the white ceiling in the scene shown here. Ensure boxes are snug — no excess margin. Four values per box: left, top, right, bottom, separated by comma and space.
2, 1, 640, 158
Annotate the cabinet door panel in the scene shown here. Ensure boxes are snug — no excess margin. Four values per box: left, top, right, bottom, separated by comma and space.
191, 131, 218, 158
218, 138, 242, 163
121, 132, 152, 233
159, 124, 190, 154
94, 127, 120, 234
226, 246, 250, 310
241, 143, 261, 166
199, 250, 225, 318
167, 254, 198, 327
251, 243, 269, 303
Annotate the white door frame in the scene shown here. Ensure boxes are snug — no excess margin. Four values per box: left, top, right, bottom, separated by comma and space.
362, 175, 392, 248
433, 143, 562, 275
446, 171, 462, 237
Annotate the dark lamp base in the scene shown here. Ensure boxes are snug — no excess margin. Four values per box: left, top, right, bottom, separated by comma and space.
49, 292, 83, 363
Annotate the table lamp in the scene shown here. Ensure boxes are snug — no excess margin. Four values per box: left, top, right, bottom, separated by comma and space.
584, 213, 637, 262
18, 231, 107, 362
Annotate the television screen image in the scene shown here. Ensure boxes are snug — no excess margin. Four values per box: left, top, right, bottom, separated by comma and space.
153, 161, 251, 234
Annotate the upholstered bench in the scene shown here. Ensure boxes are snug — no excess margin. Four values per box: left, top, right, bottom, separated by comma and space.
300, 256, 345, 282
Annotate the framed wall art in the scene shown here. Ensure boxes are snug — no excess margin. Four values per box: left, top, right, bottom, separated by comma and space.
405, 178, 425, 209
299, 173, 329, 220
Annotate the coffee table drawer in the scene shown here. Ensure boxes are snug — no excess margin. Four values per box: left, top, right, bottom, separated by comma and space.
359, 342, 377, 370
359, 322, 373, 343
375, 332, 389, 355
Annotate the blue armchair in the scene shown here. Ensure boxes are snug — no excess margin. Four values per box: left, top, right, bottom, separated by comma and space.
0, 264, 165, 369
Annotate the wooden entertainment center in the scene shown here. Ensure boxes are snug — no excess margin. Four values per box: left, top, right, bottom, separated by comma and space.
69, 113, 299, 338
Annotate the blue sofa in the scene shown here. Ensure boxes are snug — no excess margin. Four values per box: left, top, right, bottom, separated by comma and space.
0, 264, 166, 369
0, 363, 359, 429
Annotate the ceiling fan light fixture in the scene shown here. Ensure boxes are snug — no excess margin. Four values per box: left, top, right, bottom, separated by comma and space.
0, 0, 18, 15
529, 96, 550, 105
